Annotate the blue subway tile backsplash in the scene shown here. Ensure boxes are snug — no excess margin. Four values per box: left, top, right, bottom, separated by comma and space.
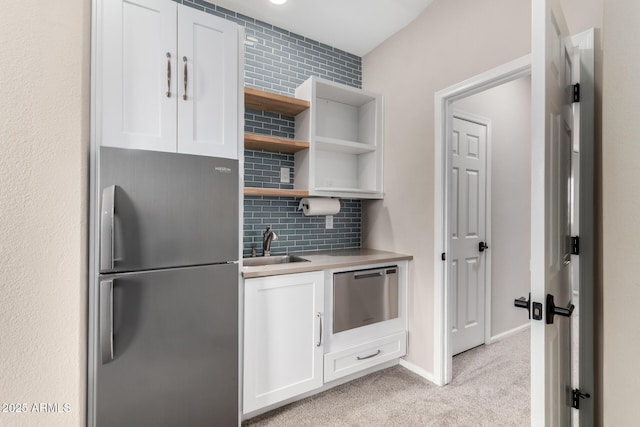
178, 0, 362, 95
244, 198, 362, 255
244, 150, 294, 190
244, 108, 295, 139
176, 0, 364, 256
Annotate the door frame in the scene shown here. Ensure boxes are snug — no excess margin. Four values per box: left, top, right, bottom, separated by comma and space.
448, 109, 493, 354
433, 55, 531, 386
571, 27, 596, 426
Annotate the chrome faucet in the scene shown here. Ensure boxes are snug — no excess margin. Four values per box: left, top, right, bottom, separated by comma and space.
262, 225, 278, 256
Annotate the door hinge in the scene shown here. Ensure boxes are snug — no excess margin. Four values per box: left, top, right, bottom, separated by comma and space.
441, 252, 446, 261
572, 389, 591, 409
571, 236, 580, 255
573, 83, 580, 103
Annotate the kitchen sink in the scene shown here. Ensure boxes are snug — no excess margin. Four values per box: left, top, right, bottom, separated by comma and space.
243, 255, 310, 267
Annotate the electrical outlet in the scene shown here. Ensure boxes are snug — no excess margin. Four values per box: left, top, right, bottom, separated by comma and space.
280, 167, 290, 183
325, 215, 333, 229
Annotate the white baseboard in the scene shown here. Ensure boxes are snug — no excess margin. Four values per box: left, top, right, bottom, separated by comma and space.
489, 322, 530, 344
398, 359, 438, 385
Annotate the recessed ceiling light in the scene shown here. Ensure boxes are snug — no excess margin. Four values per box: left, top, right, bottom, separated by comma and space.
269, 0, 287, 5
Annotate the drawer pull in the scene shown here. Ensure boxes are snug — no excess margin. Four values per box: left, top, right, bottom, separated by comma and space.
356, 349, 381, 360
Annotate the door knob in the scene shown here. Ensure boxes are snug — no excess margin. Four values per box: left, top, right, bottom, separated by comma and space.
545, 294, 574, 324
514, 293, 531, 319
479, 241, 489, 252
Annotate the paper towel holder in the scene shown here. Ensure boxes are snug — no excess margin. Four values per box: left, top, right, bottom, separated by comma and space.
298, 197, 341, 217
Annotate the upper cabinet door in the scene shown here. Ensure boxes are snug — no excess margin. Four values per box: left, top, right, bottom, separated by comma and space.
99, 0, 177, 152
177, 5, 239, 159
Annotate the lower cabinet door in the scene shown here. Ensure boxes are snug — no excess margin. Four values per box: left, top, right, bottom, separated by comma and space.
324, 332, 407, 383
243, 271, 325, 414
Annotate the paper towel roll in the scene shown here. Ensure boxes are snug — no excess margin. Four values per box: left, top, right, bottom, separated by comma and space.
298, 198, 341, 216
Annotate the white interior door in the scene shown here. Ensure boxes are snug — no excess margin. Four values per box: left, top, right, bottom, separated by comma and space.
531, 0, 574, 425
450, 114, 488, 356
177, 5, 238, 159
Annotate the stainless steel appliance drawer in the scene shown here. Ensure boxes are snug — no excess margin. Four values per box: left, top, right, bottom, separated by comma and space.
333, 266, 399, 334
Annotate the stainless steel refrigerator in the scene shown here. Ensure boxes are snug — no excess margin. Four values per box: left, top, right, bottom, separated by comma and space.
89, 147, 239, 426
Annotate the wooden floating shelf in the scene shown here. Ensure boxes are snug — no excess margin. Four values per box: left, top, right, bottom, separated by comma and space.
245, 87, 310, 116
245, 133, 309, 154
244, 188, 309, 197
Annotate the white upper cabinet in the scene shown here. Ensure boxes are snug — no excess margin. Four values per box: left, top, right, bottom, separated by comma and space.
294, 77, 384, 199
177, 6, 238, 158
100, 0, 177, 153
97, 0, 239, 159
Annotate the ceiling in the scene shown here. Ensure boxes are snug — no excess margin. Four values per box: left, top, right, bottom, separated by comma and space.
207, 0, 434, 57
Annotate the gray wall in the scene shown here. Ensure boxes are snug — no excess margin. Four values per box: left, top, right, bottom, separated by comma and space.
453, 77, 532, 339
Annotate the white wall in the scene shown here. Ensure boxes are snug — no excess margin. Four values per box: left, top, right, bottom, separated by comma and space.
602, 0, 640, 423
362, 0, 531, 374
363, 0, 602, 385
0, 2, 90, 426
452, 77, 532, 339
562, 0, 603, 37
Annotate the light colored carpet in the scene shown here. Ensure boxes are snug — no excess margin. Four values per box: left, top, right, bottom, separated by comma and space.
244, 330, 530, 426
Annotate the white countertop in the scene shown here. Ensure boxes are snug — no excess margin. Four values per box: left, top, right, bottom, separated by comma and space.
241, 248, 413, 278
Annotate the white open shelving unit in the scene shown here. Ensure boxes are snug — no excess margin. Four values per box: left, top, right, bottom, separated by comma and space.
294, 77, 384, 199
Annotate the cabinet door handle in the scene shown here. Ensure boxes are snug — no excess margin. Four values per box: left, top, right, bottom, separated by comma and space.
166, 52, 171, 97
182, 56, 188, 101
316, 312, 323, 347
357, 349, 382, 360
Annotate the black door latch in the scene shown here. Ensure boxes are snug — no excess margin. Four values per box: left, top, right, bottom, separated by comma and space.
514, 293, 531, 319
513, 293, 543, 321
478, 241, 489, 252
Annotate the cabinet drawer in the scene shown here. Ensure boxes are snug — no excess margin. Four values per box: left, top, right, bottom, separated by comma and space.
324, 332, 406, 382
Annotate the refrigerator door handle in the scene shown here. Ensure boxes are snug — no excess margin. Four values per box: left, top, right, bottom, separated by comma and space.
100, 185, 116, 272
100, 279, 114, 363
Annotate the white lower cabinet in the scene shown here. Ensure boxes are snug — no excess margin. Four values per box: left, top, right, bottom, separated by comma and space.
243, 271, 325, 414
323, 332, 407, 383
242, 262, 408, 415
